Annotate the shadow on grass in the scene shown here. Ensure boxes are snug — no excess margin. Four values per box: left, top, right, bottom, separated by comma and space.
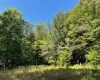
15, 68, 100, 80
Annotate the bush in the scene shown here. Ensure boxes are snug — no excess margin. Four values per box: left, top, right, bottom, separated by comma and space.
57, 50, 71, 68
86, 50, 100, 64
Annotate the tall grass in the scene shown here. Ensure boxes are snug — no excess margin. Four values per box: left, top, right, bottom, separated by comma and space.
0, 65, 100, 80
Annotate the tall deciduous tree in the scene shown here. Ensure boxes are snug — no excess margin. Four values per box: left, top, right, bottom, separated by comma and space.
0, 8, 24, 67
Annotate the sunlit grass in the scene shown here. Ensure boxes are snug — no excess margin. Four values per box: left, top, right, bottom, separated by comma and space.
0, 65, 100, 80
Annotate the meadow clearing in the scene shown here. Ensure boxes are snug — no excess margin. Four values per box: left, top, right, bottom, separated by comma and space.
0, 65, 100, 80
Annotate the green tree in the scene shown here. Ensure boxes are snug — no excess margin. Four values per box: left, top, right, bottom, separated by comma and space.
0, 8, 24, 68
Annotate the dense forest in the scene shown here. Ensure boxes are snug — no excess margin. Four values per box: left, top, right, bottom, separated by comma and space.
0, 0, 100, 68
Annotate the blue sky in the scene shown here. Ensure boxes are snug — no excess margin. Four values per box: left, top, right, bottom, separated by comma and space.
0, 0, 79, 24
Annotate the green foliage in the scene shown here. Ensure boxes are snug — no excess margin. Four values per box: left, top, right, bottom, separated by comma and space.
57, 50, 71, 67
0, 9, 45, 68
86, 50, 100, 64
48, 59, 56, 65
36, 23, 47, 41
1, 0, 100, 68
0, 8, 24, 67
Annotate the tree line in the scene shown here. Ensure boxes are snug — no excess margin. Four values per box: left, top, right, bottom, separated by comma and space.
0, 0, 100, 68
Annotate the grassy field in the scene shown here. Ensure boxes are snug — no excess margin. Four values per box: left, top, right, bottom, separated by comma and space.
0, 65, 100, 80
